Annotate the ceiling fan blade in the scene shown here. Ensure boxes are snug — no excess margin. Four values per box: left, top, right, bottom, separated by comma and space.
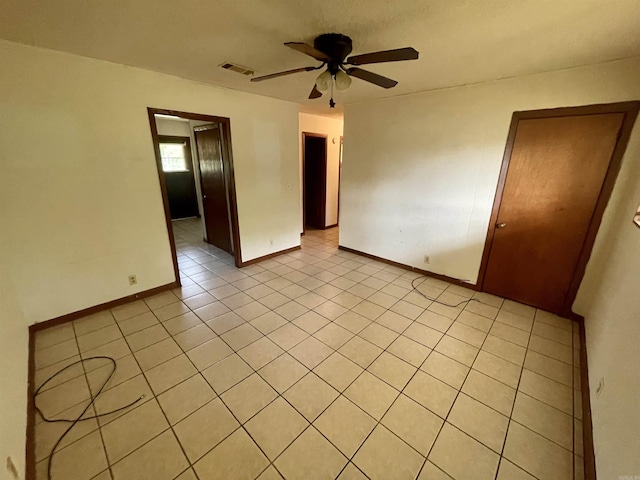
285, 42, 332, 62
308, 85, 322, 99
346, 68, 398, 89
250, 66, 317, 82
346, 47, 419, 65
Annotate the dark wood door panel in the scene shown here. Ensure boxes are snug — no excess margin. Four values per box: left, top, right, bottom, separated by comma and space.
304, 135, 327, 229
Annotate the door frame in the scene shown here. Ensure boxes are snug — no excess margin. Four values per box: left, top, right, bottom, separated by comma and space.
148, 108, 243, 277
301, 132, 328, 231
477, 101, 639, 316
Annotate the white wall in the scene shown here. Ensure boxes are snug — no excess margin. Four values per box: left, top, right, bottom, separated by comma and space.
341, 56, 640, 478
0, 39, 301, 326
299, 113, 344, 228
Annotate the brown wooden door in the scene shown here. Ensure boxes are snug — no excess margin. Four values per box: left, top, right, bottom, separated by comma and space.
194, 125, 232, 253
303, 134, 327, 229
483, 113, 624, 313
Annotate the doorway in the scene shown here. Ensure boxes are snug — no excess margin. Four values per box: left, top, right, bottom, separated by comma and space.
158, 135, 200, 220
479, 102, 639, 316
302, 132, 328, 230
148, 108, 243, 281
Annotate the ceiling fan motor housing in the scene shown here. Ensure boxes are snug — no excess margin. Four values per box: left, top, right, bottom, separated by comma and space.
314, 33, 353, 72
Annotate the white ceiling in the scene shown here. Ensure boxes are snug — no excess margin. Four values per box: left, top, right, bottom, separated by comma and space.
1, 0, 639, 115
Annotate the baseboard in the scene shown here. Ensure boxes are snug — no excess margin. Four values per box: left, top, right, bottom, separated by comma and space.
338, 245, 479, 291
240, 245, 301, 267
323, 223, 338, 230
578, 318, 597, 479
25, 280, 179, 479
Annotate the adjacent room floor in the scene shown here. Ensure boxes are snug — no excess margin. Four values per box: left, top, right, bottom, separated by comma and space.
33, 219, 584, 480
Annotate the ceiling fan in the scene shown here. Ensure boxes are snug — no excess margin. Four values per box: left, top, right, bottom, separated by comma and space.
250, 33, 419, 108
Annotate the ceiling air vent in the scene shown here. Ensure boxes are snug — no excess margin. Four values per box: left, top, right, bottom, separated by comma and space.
219, 62, 255, 76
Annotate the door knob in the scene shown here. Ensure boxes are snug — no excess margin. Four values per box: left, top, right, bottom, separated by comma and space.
496, 222, 506, 229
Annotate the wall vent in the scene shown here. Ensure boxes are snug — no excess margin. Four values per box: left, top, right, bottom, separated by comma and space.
219, 62, 255, 76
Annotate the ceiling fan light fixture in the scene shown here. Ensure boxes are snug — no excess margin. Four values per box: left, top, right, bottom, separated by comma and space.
334, 70, 351, 91
315, 70, 332, 93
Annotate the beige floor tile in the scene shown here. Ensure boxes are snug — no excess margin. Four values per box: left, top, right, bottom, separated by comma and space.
482, 335, 526, 366
74, 310, 117, 336
314, 323, 355, 349
275, 301, 309, 320
268, 323, 309, 350
389, 300, 425, 320
338, 463, 369, 480
221, 373, 278, 423
524, 350, 573, 387
173, 398, 239, 462
387, 336, 431, 367
35, 339, 79, 370
283, 373, 339, 421
292, 310, 330, 334
193, 301, 231, 322
528, 335, 573, 365
275, 427, 347, 480
358, 323, 399, 349
154, 301, 191, 321
403, 323, 442, 349
144, 291, 180, 310
245, 397, 309, 459
93, 374, 152, 426
163, 312, 203, 335
473, 350, 522, 388
456, 310, 494, 333
416, 310, 454, 333
435, 335, 479, 366
334, 311, 372, 334
368, 352, 417, 390
344, 371, 399, 420
471, 291, 504, 309
183, 291, 217, 310
172, 323, 216, 351
375, 310, 412, 333
186, 337, 233, 371
48, 430, 108, 480
235, 301, 270, 321
289, 336, 334, 369
512, 392, 573, 450
427, 301, 463, 320
430, 423, 499, 480
85, 355, 142, 395
353, 425, 424, 480
381, 394, 442, 455
495, 310, 534, 332
314, 300, 349, 320
258, 353, 308, 393
462, 370, 516, 417
34, 355, 83, 393
535, 310, 574, 332
338, 336, 383, 368
417, 461, 453, 479
134, 338, 182, 371
351, 299, 386, 320
101, 400, 169, 464
315, 352, 364, 392
201, 353, 253, 394
157, 375, 216, 425
496, 459, 537, 480
125, 324, 169, 352
194, 428, 269, 480
238, 337, 285, 370
35, 323, 75, 351
257, 466, 284, 480
448, 393, 509, 453
221, 323, 263, 350
501, 300, 535, 319
205, 311, 244, 335
111, 430, 189, 480
518, 369, 573, 415
421, 351, 469, 389
503, 421, 573, 480
111, 301, 150, 322
35, 374, 90, 417
464, 300, 500, 320
118, 311, 159, 336
447, 321, 487, 348
490, 322, 530, 347
314, 396, 376, 457
251, 311, 289, 334
404, 371, 457, 418
146, 354, 197, 395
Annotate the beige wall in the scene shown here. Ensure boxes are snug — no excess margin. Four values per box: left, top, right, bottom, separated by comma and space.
341, 56, 640, 478
0, 40, 301, 326
298, 113, 344, 229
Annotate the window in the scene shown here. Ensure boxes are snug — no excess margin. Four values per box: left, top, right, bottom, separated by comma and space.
160, 142, 189, 172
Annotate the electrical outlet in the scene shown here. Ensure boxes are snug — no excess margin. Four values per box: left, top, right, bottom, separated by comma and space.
424, 255, 430, 264
128, 275, 137, 286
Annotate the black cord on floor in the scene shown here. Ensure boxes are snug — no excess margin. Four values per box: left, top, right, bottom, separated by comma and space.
34, 356, 144, 480
411, 275, 483, 308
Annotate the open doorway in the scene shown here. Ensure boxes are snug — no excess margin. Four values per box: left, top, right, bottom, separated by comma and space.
148, 108, 242, 281
302, 132, 328, 231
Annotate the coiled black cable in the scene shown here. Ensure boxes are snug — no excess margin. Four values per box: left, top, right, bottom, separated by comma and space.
34, 356, 144, 480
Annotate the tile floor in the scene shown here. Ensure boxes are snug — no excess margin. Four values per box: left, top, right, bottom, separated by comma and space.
33, 218, 584, 480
